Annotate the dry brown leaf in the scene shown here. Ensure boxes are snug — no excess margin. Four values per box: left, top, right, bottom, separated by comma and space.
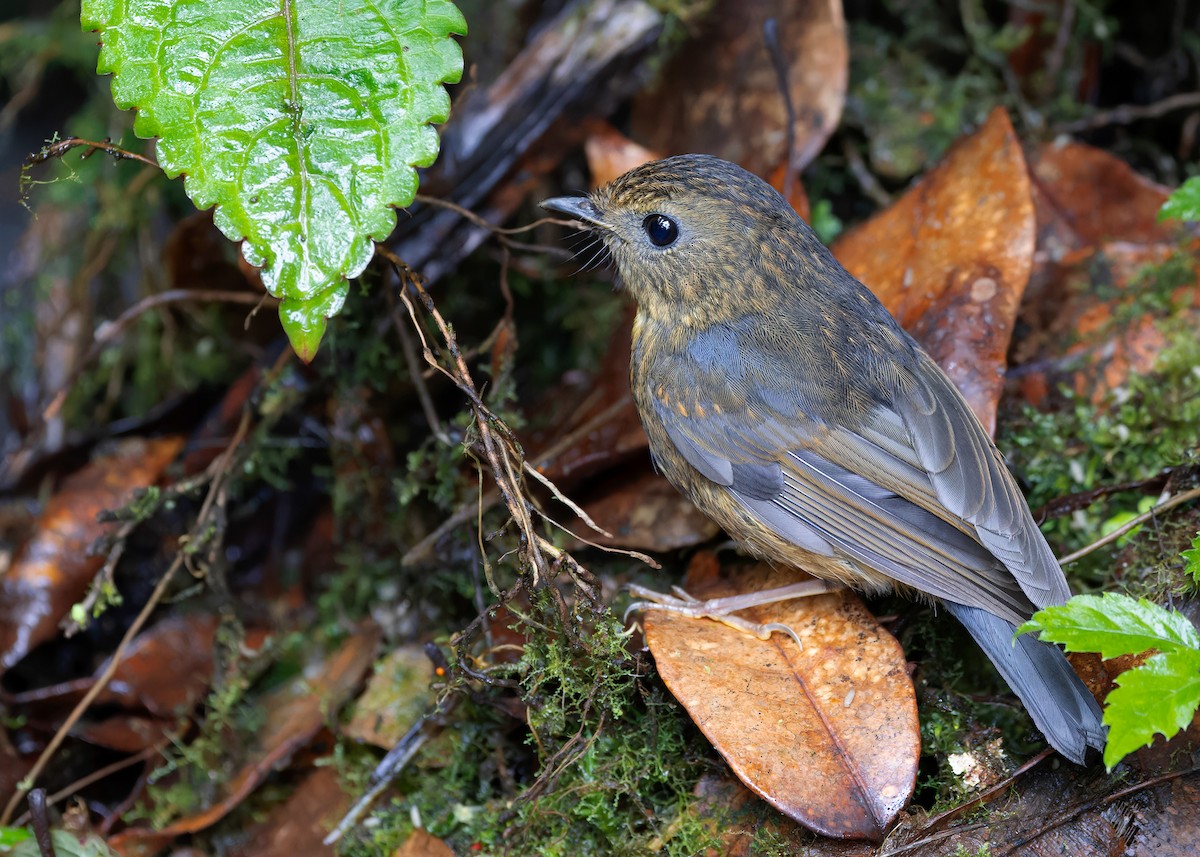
1010, 141, 1194, 405
111, 626, 379, 845
0, 436, 185, 675
631, 0, 847, 176
574, 465, 720, 552
1011, 243, 1200, 405
583, 122, 662, 187
643, 563, 918, 840
833, 107, 1036, 436
343, 644, 434, 749
226, 766, 353, 857
392, 829, 456, 857
1030, 140, 1176, 249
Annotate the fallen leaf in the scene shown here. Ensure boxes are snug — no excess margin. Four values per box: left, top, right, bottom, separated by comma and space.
227, 766, 353, 857
1030, 140, 1176, 249
343, 644, 435, 749
73, 715, 173, 753
573, 465, 719, 552
833, 107, 1036, 435
393, 829, 455, 857
583, 122, 661, 187
631, 0, 847, 176
1010, 243, 1199, 405
0, 437, 185, 675
643, 563, 918, 840
111, 626, 379, 845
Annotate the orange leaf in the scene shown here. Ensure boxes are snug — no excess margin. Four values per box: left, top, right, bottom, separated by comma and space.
0, 436, 185, 675
833, 107, 1036, 436
644, 564, 918, 840
630, 0, 847, 176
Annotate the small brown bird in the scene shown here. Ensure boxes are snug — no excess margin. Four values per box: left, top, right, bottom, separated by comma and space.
543, 154, 1105, 764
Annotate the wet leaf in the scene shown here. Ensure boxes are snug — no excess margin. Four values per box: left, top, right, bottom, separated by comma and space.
227, 766, 352, 857
111, 626, 379, 845
1011, 243, 1199, 405
343, 644, 434, 749
574, 465, 719, 552
643, 563, 918, 840
833, 107, 1035, 436
583, 122, 661, 188
81, 0, 466, 359
0, 437, 185, 676
631, 0, 847, 176
1031, 140, 1176, 247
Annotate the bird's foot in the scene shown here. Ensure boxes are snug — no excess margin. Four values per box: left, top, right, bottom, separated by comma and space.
624, 579, 839, 650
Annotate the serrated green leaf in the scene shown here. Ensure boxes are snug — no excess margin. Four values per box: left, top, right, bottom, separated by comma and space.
1102, 648, 1200, 769
1160, 175, 1200, 222
1016, 592, 1200, 659
1183, 532, 1200, 587
81, 0, 466, 359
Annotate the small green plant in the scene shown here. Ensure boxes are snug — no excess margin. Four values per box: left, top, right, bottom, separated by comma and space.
1018, 587, 1200, 770
1160, 176, 1200, 222
1183, 532, 1200, 588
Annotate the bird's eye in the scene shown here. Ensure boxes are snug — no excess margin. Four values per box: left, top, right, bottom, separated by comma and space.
642, 214, 679, 247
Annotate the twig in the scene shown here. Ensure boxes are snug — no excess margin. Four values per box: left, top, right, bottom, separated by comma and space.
0, 410, 253, 826
522, 463, 612, 539
1054, 91, 1200, 135
997, 765, 1200, 855
1042, 0, 1077, 103
25, 136, 160, 169
1033, 473, 1172, 523
763, 18, 797, 203
414, 193, 565, 236
382, 248, 549, 583
1058, 484, 1200, 566
12, 744, 167, 828
881, 748, 1054, 855
388, 298, 449, 444
43, 289, 276, 422
27, 790, 55, 857
841, 137, 893, 208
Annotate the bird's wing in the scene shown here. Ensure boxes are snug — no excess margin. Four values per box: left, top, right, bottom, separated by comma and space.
645, 326, 1061, 621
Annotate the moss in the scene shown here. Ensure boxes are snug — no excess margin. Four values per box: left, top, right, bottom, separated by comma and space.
337, 589, 721, 857
1001, 314, 1200, 590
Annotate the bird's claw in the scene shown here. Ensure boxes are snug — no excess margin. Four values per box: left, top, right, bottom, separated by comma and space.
624, 579, 840, 651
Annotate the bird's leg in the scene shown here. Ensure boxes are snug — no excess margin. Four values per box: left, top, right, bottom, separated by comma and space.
624, 579, 840, 649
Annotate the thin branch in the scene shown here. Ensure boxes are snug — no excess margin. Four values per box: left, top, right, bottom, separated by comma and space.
997, 765, 1200, 855
25, 136, 160, 169
1054, 91, 1200, 135
414, 193, 570, 236
1058, 485, 1200, 566
43, 289, 276, 422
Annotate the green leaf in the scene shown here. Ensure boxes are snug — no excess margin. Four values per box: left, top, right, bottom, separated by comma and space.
1183, 531, 1200, 588
81, 0, 466, 359
1016, 592, 1200, 659
1102, 648, 1200, 769
1160, 175, 1200, 222
0, 826, 32, 848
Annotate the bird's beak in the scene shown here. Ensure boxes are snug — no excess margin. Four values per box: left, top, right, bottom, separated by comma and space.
541, 195, 605, 227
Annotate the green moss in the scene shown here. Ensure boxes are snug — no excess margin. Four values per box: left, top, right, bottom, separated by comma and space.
1001, 317, 1200, 589
337, 591, 721, 857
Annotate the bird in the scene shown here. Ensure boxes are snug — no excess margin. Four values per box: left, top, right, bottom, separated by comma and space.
541, 154, 1105, 764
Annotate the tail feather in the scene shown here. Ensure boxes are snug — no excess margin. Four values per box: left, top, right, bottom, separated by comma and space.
945, 602, 1106, 764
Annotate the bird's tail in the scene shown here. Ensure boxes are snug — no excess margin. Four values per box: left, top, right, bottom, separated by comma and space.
944, 602, 1106, 765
